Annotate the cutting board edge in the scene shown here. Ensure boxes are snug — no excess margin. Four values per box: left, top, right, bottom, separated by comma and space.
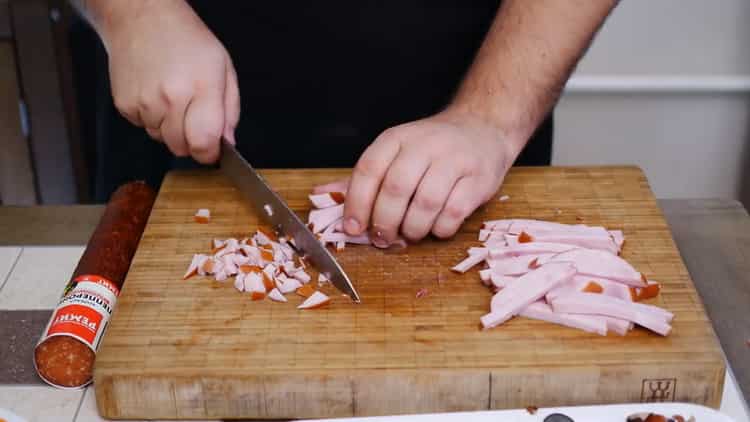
93, 361, 725, 420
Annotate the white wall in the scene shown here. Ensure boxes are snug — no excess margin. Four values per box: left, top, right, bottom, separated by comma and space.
554, 0, 750, 203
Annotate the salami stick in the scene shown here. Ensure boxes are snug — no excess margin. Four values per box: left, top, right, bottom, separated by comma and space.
34, 181, 156, 389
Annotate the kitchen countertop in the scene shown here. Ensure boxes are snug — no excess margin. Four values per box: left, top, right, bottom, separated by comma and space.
0, 200, 748, 422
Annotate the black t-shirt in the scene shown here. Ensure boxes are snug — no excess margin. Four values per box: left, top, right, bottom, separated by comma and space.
189, 1, 551, 168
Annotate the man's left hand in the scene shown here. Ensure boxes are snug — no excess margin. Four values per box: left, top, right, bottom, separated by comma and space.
343, 109, 520, 247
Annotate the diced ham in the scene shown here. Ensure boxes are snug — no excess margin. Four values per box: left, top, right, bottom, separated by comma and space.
630, 281, 661, 302
233, 273, 245, 292
313, 179, 349, 195
293, 269, 312, 284
257, 227, 279, 242
297, 291, 331, 309
451, 249, 489, 273
233, 254, 251, 266
254, 230, 272, 246
520, 231, 619, 255
318, 273, 329, 284
279, 242, 296, 260
308, 204, 345, 233
222, 255, 238, 275
240, 245, 261, 265
489, 242, 577, 259
244, 272, 266, 300
480, 262, 576, 329
194, 208, 211, 223
296, 283, 316, 298
544, 249, 646, 287
479, 269, 492, 285
183, 254, 207, 279
309, 192, 346, 209
268, 288, 287, 302
277, 275, 302, 294
519, 301, 608, 336
336, 240, 346, 251
549, 292, 672, 336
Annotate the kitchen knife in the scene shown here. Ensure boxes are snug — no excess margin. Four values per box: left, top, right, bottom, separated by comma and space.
219, 139, 361, 303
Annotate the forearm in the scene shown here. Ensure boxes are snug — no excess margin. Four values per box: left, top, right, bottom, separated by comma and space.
449, 0, 618, 155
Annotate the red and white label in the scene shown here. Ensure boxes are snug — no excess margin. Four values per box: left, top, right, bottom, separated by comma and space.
39, 275, 120, 351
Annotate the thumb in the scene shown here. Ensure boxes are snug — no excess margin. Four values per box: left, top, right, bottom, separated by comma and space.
223, 60, 241, 145
184, 68, 226, 164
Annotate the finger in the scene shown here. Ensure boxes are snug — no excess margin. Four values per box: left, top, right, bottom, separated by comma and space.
369, 152, 430, 247
183, 66, 226, 164
113, 97, 143, 128
343, 131, 401, 236
431, 176, 487, 239
400, 163, 461, 242
137, 96, 167, 131
159, 96, 191, 157
223, 61, 241, 144
145, 126, 163, 142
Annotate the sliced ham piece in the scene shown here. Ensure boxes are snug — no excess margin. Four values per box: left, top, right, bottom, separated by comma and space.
318, 273, 329, 284
313, 179, 349, 195
507, 219, 609, 236
319, 232, 372, 244
309, 192, 346, 209
479, 229, 492, 242
183, 254, 207, 279
520, 231, 619, 255
293, 269, 311, 284
480, 262, 576, 329
451, 249, 489, 273
233, 273, 245, 292
335, 240, 346, 251
297, 291, 331, 309
603, 316, 633, 336
544, 249, 646, 287
194, 208, 211, 224
549, 292, 672, 336
254, 230, 272, 246
244, 272, 266, 300
519, 301, 608, 336
277, 275, 302, 294
268, 288, 287, 302
482, 219, 512, 232
486, 254, 553, 276
630, 281, 661, 302
490, 274, 518, 290
609, 230, 625, 251
546, 275, 634, 302
308, 204, 345, 233
479, 269, 493, 285
222, 255, 238, 275
489, 242, 577, 259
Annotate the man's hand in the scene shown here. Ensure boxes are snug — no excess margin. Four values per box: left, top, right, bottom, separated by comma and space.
86, 0, 240, 163
343, 109, 519, 246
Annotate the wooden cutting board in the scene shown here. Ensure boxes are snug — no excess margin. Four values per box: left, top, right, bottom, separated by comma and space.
93, 166, 725, 420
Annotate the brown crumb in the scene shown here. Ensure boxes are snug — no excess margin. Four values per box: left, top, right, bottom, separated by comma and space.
415, 288, 429, 299
525, 406, 538, 415
575, 215, 584, 222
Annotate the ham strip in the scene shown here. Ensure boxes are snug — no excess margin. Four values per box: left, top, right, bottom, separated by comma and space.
309, 192, 346, 209
489, 242, 577, 259
546, 275, 633, 302
319, 232, 372, 244
451, 249, 490, 273
486, 254, 553, 276
480, 262, 576, 329
507, 219, 609, 236
544, 249, 645, 287
308, 204, 345, 233
482, 219, 512, 232
521, 232, 619, 255
603, 316, 633, 336
478, 229, 492, 242
519, 301, 608, 336
490, 274, 518, 290
549, 292, 672, 336
609, 230, 625, 251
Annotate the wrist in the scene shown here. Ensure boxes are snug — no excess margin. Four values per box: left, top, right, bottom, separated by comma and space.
441, 102, 528, 166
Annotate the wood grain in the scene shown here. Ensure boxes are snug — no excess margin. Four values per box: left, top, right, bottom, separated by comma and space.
94, 166, 726, 420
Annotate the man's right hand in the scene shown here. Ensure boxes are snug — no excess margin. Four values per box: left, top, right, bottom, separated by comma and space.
95, 0, 240, 164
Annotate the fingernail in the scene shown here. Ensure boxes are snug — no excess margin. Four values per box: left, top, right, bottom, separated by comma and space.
344, 218, 360, 235
225, 128, 236, 145
371, 229, 389, 249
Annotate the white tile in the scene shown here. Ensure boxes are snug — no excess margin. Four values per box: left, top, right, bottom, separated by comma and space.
0, 247, 22, 290
0, 385, 83, 422
0, 246, 84, 310
76, 386, 220, 422
721, 369, 750, 422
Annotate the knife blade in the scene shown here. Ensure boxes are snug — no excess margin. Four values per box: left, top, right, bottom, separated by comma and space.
219, 139, 361, 303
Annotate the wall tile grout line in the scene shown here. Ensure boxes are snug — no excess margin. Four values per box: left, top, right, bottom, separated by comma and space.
0, 248, 24, 294
70, 387, 87, 422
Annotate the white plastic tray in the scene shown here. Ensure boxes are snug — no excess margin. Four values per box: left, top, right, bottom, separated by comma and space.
310, 403, 736, 422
